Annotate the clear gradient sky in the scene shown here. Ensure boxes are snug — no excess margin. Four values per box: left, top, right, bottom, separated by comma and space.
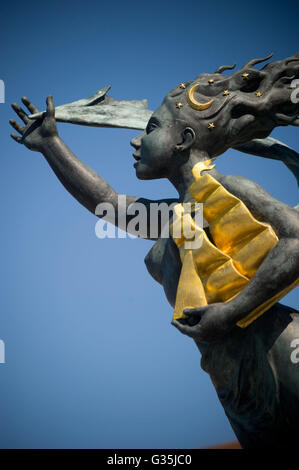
0, 0, 298, 448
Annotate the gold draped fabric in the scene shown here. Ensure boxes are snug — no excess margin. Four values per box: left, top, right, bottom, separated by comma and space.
171, 161, 298, 328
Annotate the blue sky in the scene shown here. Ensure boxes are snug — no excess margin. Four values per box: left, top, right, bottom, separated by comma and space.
0, 0, 298, 448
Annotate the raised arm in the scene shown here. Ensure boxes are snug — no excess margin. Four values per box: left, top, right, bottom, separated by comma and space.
10, 96, 177, 239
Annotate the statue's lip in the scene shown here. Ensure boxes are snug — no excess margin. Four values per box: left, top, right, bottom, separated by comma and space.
133, 153, 141, 161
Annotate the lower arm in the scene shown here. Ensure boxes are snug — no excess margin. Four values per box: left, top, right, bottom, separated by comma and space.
41, 136, 116, 213
226, 237, 299, 323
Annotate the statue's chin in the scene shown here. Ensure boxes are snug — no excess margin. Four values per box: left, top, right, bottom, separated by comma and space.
135, 163, 157, 180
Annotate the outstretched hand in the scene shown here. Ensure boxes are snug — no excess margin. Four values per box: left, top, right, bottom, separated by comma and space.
10, 95, 58, 152
172, 302, 235, 344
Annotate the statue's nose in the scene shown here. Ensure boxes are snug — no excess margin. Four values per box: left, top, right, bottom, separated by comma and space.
130, 131, 145, 150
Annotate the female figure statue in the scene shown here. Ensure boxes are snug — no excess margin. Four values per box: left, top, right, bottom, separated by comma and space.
10, 53, 299, 448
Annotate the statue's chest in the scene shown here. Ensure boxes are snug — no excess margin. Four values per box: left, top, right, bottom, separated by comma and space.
144, 237, 182, 307
144, 167, 280, 323
144, 226, 213, 308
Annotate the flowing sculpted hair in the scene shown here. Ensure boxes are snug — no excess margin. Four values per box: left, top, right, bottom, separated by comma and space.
165, 52, 299, 157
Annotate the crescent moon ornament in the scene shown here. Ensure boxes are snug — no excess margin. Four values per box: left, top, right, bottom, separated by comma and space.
186, 84, 214, 111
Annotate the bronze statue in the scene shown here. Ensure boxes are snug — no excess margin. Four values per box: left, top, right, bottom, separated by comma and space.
10, 53, 299, 448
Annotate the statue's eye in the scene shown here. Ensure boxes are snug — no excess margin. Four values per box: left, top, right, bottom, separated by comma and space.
146, 121, 158, 134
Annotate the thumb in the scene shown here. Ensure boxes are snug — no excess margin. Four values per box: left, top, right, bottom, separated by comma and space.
184, 307, 207, 319
46, 95, 55, 118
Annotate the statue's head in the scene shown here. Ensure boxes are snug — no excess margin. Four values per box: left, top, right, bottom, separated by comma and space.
131, 52, 299, 180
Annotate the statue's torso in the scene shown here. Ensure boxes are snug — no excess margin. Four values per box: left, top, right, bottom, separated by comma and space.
144, 171, 274, 309
143, 173, 299, 448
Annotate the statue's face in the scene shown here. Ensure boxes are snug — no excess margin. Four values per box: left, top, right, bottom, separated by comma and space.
130, 103, 187, 180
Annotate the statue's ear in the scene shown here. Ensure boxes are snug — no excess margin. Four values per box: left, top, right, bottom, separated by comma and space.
176, 127, 196, 152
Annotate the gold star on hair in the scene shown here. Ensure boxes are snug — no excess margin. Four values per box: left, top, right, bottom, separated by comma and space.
256, 91, 262, 97
176, 102, 183, 109
208, 122, 215, 129
223, 90, 230, 96
208, 79, 214, 84
179, 83, 186, 89
242, 73, 249, 79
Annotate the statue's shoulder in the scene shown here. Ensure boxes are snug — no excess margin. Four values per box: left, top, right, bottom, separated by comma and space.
219, 173, 277, 213
220, 173, 263, 193
219, 173, 299, 236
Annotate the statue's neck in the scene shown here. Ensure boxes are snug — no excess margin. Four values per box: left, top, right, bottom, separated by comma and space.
168, 150, 222, 201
